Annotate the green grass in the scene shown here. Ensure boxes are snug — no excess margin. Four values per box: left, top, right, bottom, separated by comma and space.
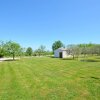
0, 57, 100, 100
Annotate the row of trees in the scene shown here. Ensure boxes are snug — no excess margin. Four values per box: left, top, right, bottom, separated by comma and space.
67, 43, 100, 59
0, 40, 100, 60
26, 45, 52, 56
0, 41, 53, 60
52, 40, 100, 59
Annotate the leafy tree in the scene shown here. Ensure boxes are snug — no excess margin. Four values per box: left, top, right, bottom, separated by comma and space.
0, 41, 5, 58
45, 50, 53, 56
67, 45, 81, 59
34, 49, 42, 56
4, 41, 21, 60
52, 40, 64, 52
39, 45, 46, 53
0, 47, 5, 58
68, 43, 100, 59
17, 47, 25, 57
78, 44, 88, 57
34, 45, 46, 56
78, 43, 99, 56
95, 44, 100, 55
26, 47, 33, 56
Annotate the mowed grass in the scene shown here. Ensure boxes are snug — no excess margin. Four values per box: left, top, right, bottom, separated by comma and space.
0, 57, 100, 100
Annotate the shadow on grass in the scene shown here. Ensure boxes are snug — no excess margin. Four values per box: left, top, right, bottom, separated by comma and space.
3, 59, 20, 62
49, 56, 55, 58
96, 57, 100, 59
80, 76, 100, 80
80, 77, 85, 78
91, 77, 100, 80
80, 59, 100, 62
48, 56, 74, 60
62, 58, 74, 60
4, 59, 19, 62
49, 56, 62, 59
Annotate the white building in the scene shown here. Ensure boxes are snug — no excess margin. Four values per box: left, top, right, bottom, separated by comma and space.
54, 48, 71, 58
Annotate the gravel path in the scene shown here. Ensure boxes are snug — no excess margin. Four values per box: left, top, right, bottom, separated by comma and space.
0, 58, 20, 62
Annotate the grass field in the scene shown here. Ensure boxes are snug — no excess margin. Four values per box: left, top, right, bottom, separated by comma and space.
0, 57, 100, 100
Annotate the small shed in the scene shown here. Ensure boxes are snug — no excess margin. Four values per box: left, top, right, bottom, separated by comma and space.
54, 48, 71, 58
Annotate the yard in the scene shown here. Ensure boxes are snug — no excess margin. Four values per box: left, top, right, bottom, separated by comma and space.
0, 57, 100, 100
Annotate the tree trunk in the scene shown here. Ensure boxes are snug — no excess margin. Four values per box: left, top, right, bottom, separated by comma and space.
13, 53, 15, 60
84, 53, 86, 58
73, 55, 74, 60
77, 55, 79, 60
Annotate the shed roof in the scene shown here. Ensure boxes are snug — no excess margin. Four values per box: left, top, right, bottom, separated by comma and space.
55, 47, 67, 51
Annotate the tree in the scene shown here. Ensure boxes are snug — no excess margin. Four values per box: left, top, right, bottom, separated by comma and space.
0, 47, 5, 58
39, 45, 46, 53
0, 41, 5, 58
26, 47, 33, 56
4, 41, 21, 60
67, 44, 81, 60
78, 44, 89, 57
52, 40, 64, 52
45, 50, 53, 56
34, 45, 46, 56
92, 44, 100, 56
17, 47, 25, 57
34, 49, 42, 56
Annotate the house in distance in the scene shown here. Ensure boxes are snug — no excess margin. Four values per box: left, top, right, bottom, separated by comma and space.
54, 47, 71, 58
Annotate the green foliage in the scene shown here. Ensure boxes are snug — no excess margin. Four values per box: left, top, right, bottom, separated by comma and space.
4, 41, 21, 60
67, 44, 81, 59
45, 50, 53, 56
52, 40, 64, 52
0, 41, 5, 58
78, 43, 100, 56
0, 47, 4, 58
26, 47, 33, 56
0, 49, 4, 58
67, 43, 100, 59
34, 45, 46, 56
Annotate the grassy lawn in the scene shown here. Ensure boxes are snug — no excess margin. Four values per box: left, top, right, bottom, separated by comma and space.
0, 57, 100, 100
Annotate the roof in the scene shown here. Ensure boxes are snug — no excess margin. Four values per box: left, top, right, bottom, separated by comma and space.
55, 47, 67, 51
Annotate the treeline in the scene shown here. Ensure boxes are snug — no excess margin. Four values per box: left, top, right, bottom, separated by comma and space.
26, 45, 53, 56
67, 43, 100, 59
0, 41, 53, 60
0, 40, 100, 60
52, 40, 100, 59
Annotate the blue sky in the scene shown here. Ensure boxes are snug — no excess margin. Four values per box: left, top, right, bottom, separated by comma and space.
0, 0, 100, 50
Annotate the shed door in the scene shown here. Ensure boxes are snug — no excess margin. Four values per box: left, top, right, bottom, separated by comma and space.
59, 52, 62, 58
